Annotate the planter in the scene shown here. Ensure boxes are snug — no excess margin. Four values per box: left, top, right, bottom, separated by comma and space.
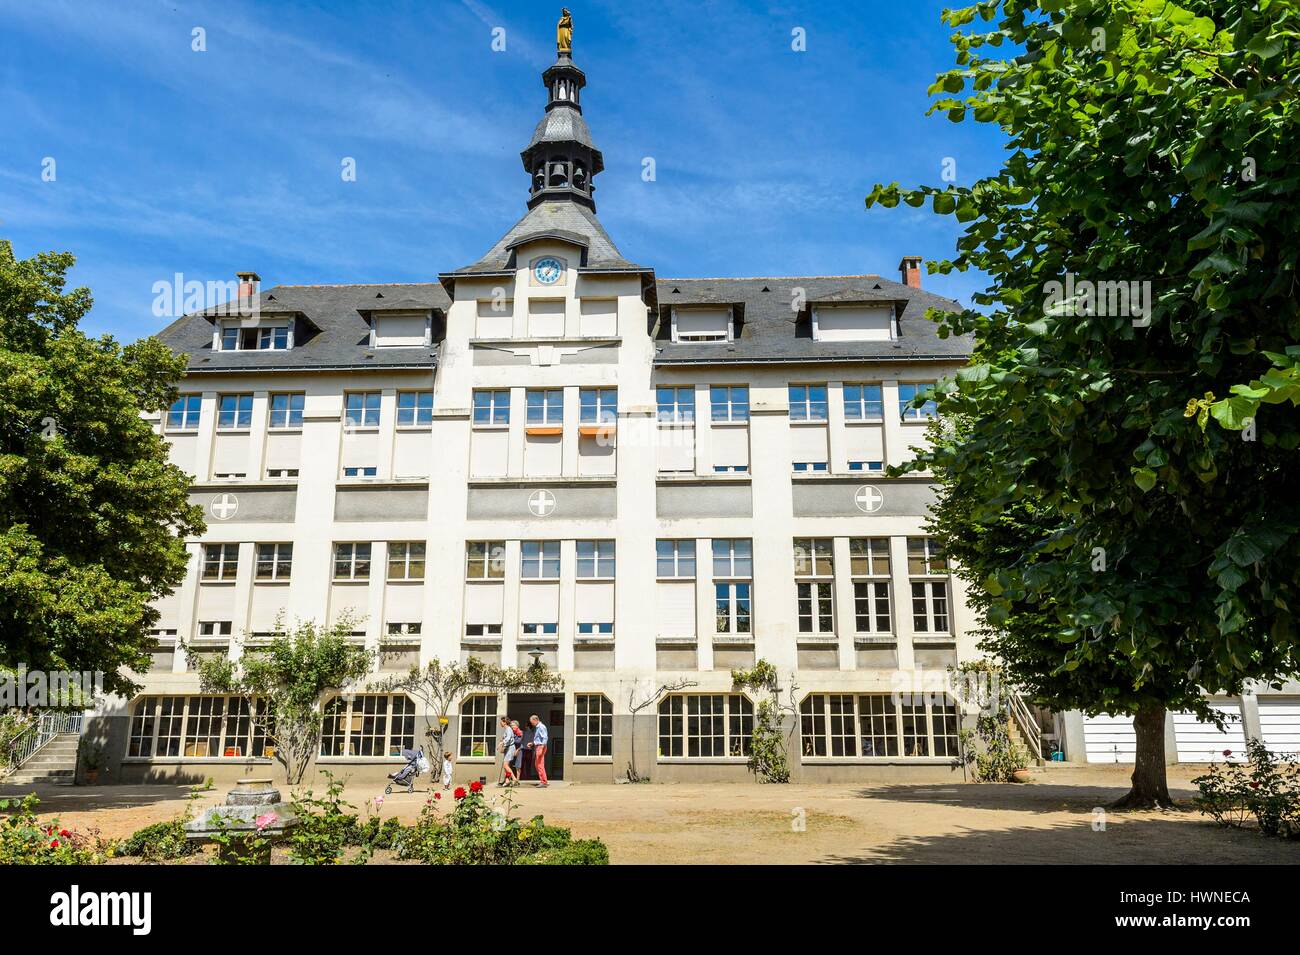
83, 769, 99, 785
1011, 768, 1032, 783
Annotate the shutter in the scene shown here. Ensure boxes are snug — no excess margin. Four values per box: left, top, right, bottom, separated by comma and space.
265, 432, 301, 471
1083, 713, 1136, 764
524, 433, 562, 476
790, 425, 828, 465
471, 429, 509, 478
579, 299, 617, 336
710, 426, 749, 469
656, 425, 695, 472
655, 581, 696, 638
464, 583, 504, 625
576, 582, 614, 625
211, 433, 249, 476
844, 424, 884, 463
527, 299, 565, 337
1173, 701, 1245, 762
393, 431, 429, 479
1258, 698, 1300, 756
520, 582, 559, 624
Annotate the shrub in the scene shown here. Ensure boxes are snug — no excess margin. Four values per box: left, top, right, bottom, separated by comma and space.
517, 839, 609, 865
395, 783, 607, 865
960, 714, 1031, 782
0, 795, 110, 864
117, 820, 198, 861
1193, 738, 1300, 838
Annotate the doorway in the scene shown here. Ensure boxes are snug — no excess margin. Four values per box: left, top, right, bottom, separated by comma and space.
505, 693, 565, 781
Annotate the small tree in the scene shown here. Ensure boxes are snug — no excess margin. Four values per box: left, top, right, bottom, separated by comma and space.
188, 616, 373, 786
731, 660, 795, 784
377, 657, 563, 757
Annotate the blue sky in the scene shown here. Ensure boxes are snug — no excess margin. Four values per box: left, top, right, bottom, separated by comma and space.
0, 0, 1006, 341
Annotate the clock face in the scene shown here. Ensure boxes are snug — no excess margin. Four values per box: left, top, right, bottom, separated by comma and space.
533, 257, 564, 285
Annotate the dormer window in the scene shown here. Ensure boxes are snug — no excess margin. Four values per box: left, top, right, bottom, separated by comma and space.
370, 311, 431, 348
219, 322, 290, 351
811, 304, 896, 343
672, 306, 732, 343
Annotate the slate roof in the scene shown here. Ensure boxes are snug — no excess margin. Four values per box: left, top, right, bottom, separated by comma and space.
155, 283, 447, 373
527, 107, 597, 151
444, 200, 643, 276
652, 275, 972, 364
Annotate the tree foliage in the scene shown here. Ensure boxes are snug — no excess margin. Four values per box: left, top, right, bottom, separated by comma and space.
0, 241, 203, 694
867, 1, 1300, 804
189, 616, 374, 785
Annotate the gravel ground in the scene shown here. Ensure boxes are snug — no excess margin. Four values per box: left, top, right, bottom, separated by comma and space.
6, 763, 1298, 864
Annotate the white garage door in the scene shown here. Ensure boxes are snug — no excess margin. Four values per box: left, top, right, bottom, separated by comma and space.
1258, 698, 1300, 759
1084, 713, 1136, 764
1173, 701, 1245, 763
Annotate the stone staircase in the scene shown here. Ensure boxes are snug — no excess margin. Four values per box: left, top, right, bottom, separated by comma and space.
3, 734, 80, 786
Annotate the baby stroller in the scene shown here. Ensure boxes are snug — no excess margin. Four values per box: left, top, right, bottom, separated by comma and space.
385, 747, 429, 794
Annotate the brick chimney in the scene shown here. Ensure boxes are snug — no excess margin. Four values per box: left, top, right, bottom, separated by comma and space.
898, 256, 922, 289
236, 271, 261, 299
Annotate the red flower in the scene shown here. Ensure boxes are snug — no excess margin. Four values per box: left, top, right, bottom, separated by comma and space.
1223, 749, 1233, 758
59, 829, 70, 838
1250, 781, 1261, 789
49, 839, 60, 849
469, 780, 484, 794
433, 792, 441, 800
454, 787, 467, 800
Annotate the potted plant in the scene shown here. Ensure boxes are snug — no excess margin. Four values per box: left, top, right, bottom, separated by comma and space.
78, 737, 104, 785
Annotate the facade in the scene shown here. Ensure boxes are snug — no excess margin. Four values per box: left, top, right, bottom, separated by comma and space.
94, 38, 988, 786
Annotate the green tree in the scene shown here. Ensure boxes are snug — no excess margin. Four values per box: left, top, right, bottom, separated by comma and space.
189, 616, 374, 785
868, 1, 1300, 806
0, 241, 202, 695
377, 657, 564, 758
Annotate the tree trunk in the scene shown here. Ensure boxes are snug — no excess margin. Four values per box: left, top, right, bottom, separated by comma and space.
1111, 700, 1174, 809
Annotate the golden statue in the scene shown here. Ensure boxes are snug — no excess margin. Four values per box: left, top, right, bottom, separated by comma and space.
557, 8, 572, 54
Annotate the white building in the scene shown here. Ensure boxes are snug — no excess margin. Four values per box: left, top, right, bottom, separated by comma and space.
98, 36, 993, 786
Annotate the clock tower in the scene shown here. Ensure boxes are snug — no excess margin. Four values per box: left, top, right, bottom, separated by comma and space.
521, 36, 604, 211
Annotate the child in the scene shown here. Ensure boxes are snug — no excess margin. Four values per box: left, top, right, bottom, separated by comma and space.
441, 750, 454, 790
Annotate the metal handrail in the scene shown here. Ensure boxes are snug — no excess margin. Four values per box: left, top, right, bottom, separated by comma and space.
1006, 690, 1043, 762
3, 712, 85, 774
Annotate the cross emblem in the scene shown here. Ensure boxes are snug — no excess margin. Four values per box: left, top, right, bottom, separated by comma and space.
854, 485, 884, 514
210, 493, 239, 520
527, 489, 557, 517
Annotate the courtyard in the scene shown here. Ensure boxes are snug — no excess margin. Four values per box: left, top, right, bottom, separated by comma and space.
7, 763, 1296, 865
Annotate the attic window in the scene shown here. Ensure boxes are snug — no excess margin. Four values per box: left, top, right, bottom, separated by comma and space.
219, 322, 291, 351
811, 304, 895, 343
672, 306, 732, 343
761, 286, 771, 293
372, 312, 430, 348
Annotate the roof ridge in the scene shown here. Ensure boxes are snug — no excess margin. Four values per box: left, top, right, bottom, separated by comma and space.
658, 274, 887, 282
270, 282, 446, 289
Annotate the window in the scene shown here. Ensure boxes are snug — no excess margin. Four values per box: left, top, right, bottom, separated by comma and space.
911, 581, 950, 633
713, 465, 749, 473
255, 543, 292, 581
794, 538, 834, 635
267, 468, 299, 479
576, 540, 615, 579
397, 391, 433, 427
799, 694, 959, 758
458, 694, 498, 758
388, 542, 426, 581
656, 539, 696, 578
197, 621, 232, 637
710, 385, 749, 422
473, 390, 510, 425
577, 622, 614, 636
526, 389, 563, 425
574, 694, 613, 757
334, 543, 372, 581
579, 388, 617, 424
673, 307, 731, 342
269, 393, 304, 428
387, 622, 422, 636
712, 538, 753, 578
899, 382, 938, 421
793, 538, 834, 576
656, 386, 695, 423
166, 395, 202, 430
848, 461, 884, 472
320, 694, 415, 757
793, 461, 828, 473
201, 544, 239, 581
465, 541, 506, 580
521, 541, 561, 580
522, 622, 557, 638
851, 538, 891, 634
658, 694, 753, 758
259, 326, 289, 350
345, 392, 381, 428
843, 383, 884, 421
217, 394, 253, 430
127, 696, 268, 759
343, 466, 377, 478
465, 623, 502, 638
907, 537, 948, 575
789, 384, 828, 422
220, 327, 239, 351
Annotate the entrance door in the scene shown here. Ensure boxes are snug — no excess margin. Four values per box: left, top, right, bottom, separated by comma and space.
506, 693, 565, 781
